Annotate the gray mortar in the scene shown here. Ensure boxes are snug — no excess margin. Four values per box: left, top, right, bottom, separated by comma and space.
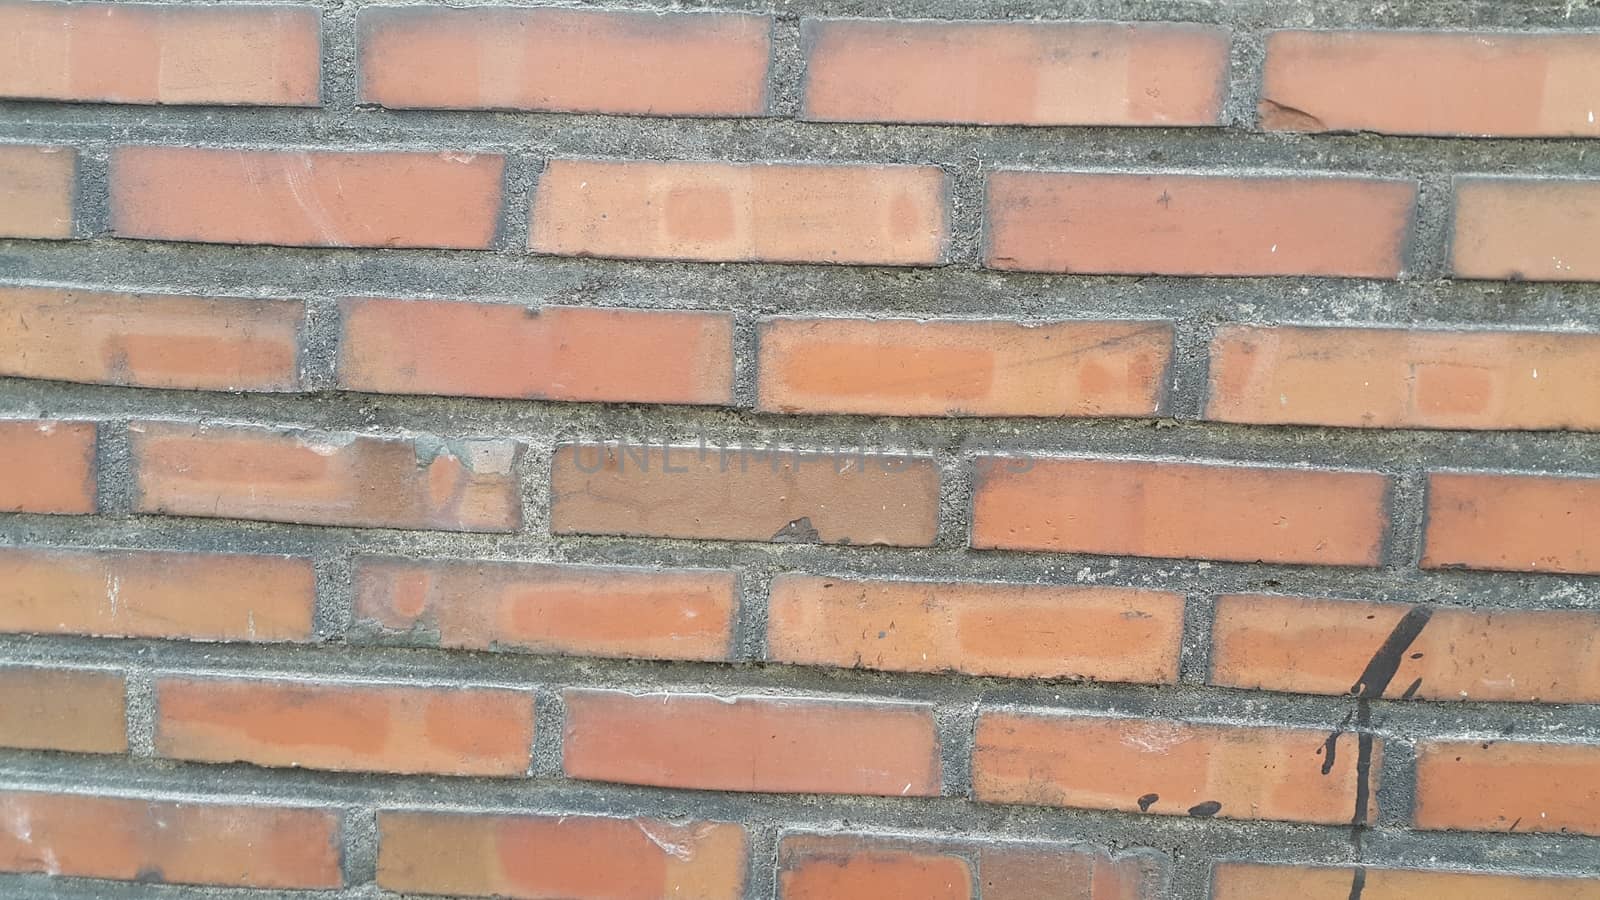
3, 0, 1600, 897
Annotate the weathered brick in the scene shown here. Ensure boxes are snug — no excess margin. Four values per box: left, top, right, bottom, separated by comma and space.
1452, 178, 1600, 282
1207, 324, 1600, 430
0, 286, 303, 391
1215, 862, 1600, 900
1212, 594, 1600, 703
0, 547, 314, 641
971, 456, 1389, 566
0, 419, 96, 514
779, 832, 1167, 900
1424, 471, 1600, 575
802, 19, 1228, 126
757, 317, 1172, 417
767, 575, 1184, 682
563, 690, 942, 796
1416, 740, 1600, 836
974, 712, 1377, 825
531, 159, 948, 265
338, 298, 733, 405
779, 834, 973, 900
130, 421, 521, 532
355, 557, 736, 662
0, 790, 343, 888
986, 171, 1415, 277
359, 6, 770, 116
551, 443, 939, 546
0, 666, 125, 754
155, 676, 535, 776
109, 146, 504, 249
377, 811, 748, 899
1261, 31, 1600, 137
0, 144, 74, 239
0, 2, 320, 106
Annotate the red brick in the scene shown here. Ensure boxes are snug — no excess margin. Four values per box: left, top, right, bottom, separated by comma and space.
0, 667, 125, 754
338, 298, 733, 405
974, 712, 1377, 825
1215, 862, 1600, 900
0, 419, 95, 514
0, 144, 74, 239
0, 790, 342, 888
1453, 178, 1600, 282
563, 690, 942, 796
767, 575, 1184, 683
377, 811, 747, 899
803, 19, 1228, 126
551, 443, 939, 546
155, 676, 535, 776
1211, 594, 1600, 703
757, 317, 1172, 417
0, 286, 303, 391
971, 456, 1389, 566
986, 171, 1415, 277
531, 159, 948, 266
359, 7, 769, 117
0, 2, 319, 106
355, 556, 736, 662
1424, 471, 1600, 575
0, 547, 314, 641
1416, 740, 1600, 836
1207, 324, 1600, 430
130, 421, 521, 532
779, 834, 973, 900
1261, 31, 1600, 137
109, 146, 504, 249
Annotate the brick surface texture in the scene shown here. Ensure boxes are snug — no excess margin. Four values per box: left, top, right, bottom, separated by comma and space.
0, 0, 1597, 898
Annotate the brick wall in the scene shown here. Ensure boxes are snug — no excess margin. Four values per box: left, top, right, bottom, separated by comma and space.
1, 0, 1599, 898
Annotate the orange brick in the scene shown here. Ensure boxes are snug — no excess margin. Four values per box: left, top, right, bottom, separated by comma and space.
971, 456, 1389, 566
551, 443, 939, 546
0, 547, 314, 641
0, 144, 74, 239
767, 575, 1184, 683
359, 6, 769, 116
1424, 471, 1600, 575
563, 690, 942, 796
0, 286, 303, 391
980, 843, 1165, 900
803, 19, 1228, 126
155, 676, 535, 776
0, 2, 319, 106
130, 421, 521, 532
1261, 32, 1600, 137
0, 419, 95, 514
531, 159, 948, 266
109, 146, 504, 249
986, 171, 1415, 277
1453, 178, 1600, 282
338, 298, 733, 405
1211, 594, 1600, 703
378, 811, 747, 899
757, 317, 1172, 417
0, 667, 125, 754
1416, 741, 1600, 836
1215, 862, 1600, 900
778, 833, 1167, 900
355, 556, 736, 662
0, 790, 342, 888
1207, 325, 1600, 430
974, 712, 1377, 825
779, 834, 972, 900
